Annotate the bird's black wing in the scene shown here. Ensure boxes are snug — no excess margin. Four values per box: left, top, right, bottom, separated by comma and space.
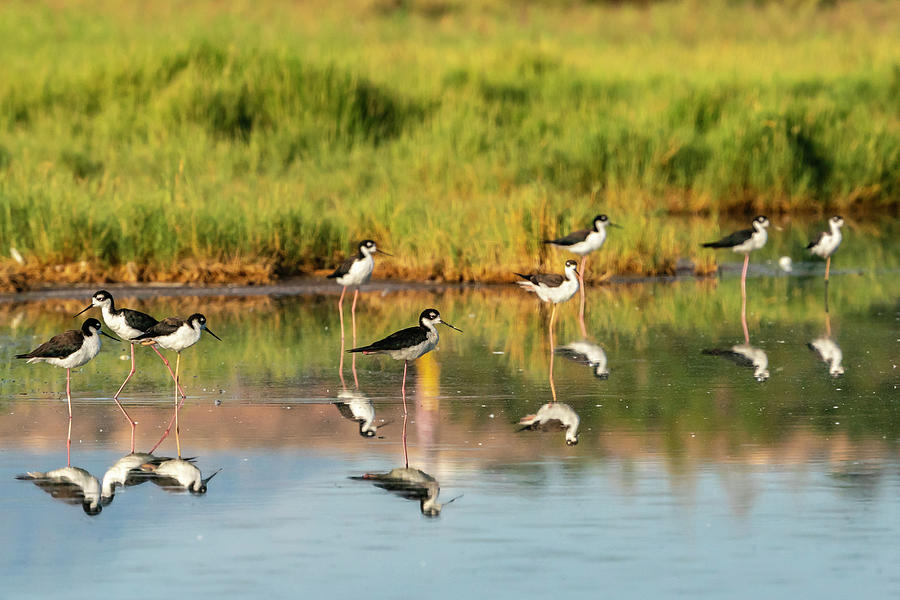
349, 326, 427, 353
335, 402, 357, 421
702, 228, 753, 248
555, 347, 591, 366
544, 229, 590, 246
516, 272, 565, 287
16, 329, 83, 359
132, 317, 183, 340
702, 348, 754, 368
806, 231, 826, 249
122, 308, 159, 332
327, 254, 359, 279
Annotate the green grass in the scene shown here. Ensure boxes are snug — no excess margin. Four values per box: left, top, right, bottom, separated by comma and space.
0, 0, 898, 285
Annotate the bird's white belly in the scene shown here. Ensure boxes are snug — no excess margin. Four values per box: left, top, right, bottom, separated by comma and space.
154, 326, 201, 352
536, 278, 579, 304
388, 332, 438, 361
337, 256, 374, 287
811, 232, 842, 258
102, 307, 145, 340
39, 334, 101, 369
567, 230, 607, 256
732, 230, 767, 254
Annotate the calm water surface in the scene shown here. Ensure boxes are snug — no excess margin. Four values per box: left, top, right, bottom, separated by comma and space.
0, 244, 898, 598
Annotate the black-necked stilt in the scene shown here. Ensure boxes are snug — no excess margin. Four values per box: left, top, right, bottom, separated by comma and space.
100, 452, 187, 505
140, 458, 220, 495
351, 466, 458, 517
328, 240, 392, 387
74, 290, 183, 453
544, 215, 620, 335
335, 388, 390, 438
807, 216, 844, 281
702, 344, 770, 382
15, 318, 115, 465
516, 259, 580, 401
518, 402, 581, 446
349, 309, 460, 417
556, 340, 609, 379
808, 337, 845, 378
16, 467, 102, 515
133, 314, 221, 458
703, 216, 770, 290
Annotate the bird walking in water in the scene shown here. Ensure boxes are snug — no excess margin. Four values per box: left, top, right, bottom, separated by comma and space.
15, 318, 115, 465
515, 259, 580, 401
349, 309, 460, 418
544, 215, 619, 336
74, 290, 185, 453
703, 216, 771, 343
132, 314, 221, 458
807, 216, 844, 282
328, 240, 392, 388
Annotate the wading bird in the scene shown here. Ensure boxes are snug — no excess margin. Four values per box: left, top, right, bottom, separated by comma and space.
133, 314, 221, 458
515, 259, 580, 401
702, 344, 770, 382
807, 216, 844, 282
15, 318, 115, 464
702, 215, 770, 295
349, 309, 460, 416
518, 402, 581, 446
544, 215, 619, 334
74, 290, 185, 453
328, 240, 392, 387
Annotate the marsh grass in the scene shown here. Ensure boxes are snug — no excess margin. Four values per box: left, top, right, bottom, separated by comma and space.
0, 0, 898, 287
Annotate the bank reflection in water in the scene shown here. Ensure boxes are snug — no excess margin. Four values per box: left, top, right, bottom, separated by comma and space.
518, 402, 581, 446
16, 467, 103, 516
555, 339, 609, 380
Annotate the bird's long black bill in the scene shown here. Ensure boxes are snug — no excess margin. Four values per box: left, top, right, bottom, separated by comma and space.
377, 249, 394, 257
100, 330, 120, 341
73, 304, 92, 317
202, 469, 222, 486
205, 328, 223, 341
444, 494, 463, 505
441, 321, 463, 333
609, 223, 623, 229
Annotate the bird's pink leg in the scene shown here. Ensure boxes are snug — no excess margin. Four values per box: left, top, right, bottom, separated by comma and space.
578, 256, 588, 338
174, 352, 181, 459
825, 256, 831, 282
402, 412, 409, 469
401, 360, 408, 416
338, 287, 347, 381
741, 254, 750, 344
148, 348, 189, 454
351, 288, 360, 389
66, 368, 72, 466
549, 304, 558, 403
150, 345, 186, 399
112, 342, 138, 453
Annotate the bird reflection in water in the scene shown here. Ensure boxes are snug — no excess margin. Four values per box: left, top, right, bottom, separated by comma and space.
518, 402, 581, 446
101, 452, 189, 505
555, 339, 609, 380
809, 307, 845, 378
334, 387, 392, 438
351, 413, 459, 517
702, 344, 770, 382
140, 458, 221, 495
16, 467, 103, 516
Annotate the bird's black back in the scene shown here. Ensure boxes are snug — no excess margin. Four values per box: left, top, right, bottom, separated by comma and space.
806, 231, 826, 249
16, 329, 84, 359
349, 325, 427, 353
132, 317, 184, 340
702, 228, 753, 248
543, 228, 590, 247
121, 308, 159, 332
515, 272, 565, 287
701, 348, 754, 368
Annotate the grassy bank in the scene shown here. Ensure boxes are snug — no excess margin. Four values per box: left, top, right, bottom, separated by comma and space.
0, 0, 898, 288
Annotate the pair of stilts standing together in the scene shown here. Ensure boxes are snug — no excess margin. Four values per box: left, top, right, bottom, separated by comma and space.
15, 291, 220, 464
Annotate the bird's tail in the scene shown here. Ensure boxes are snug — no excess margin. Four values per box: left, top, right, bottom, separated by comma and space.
701, 241, 725, 248
14, 353, 31, 359
347, 345, 373, 354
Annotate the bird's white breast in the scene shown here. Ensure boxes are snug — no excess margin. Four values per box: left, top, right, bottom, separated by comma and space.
732, 228, 768, 254
388, 329, 438, 361
535, 277, 579, 304
41, 333, 102, 369
153, 324, 201, 352
810, 230, 842, 258
567, 229, 608, 256
102, 306, 145, 340
337, 255, 375, 287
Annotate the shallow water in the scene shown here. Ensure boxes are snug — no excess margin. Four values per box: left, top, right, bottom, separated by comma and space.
1, 249, 898, 598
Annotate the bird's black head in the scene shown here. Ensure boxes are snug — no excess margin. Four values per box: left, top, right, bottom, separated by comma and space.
421, 308, 441, 323
360, 427, 377, 438
360, 239, 377, 250
831, 215, 844, 227
753, 215, 770, 228
188, 313, 207, 328
566, 437, 579, 446
81, 318, 103, 335
593, 215, 610, 230
92, 290, 113, 305
564, 259, 578, 269
82, 502, 102, 516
